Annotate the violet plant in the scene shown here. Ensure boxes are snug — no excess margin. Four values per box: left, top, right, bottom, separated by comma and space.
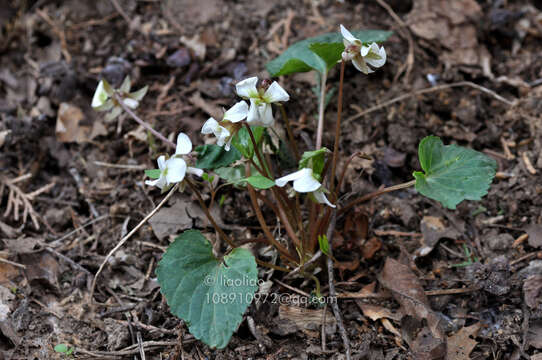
92, 25, 497, 349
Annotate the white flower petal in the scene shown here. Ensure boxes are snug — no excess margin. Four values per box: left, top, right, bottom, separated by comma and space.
120, 76, 131, 93
258, 103, 275, 127
175, 133, 192, 155
123, 98, 139, 109
293, 170, 321, 193
187, 167, 204, 177
264, 82, 289, 103
340, 24, 357, 44
93, 99, 114, 112
91, 80, 109, 108
202, 118, 219, 134
165, 158, 187, 183
313, 190, 336, 208
275, 168, 309, 187
224, 101, 249, 123
224, 137, 233, 151
360, 44, 371, 57
157, 155, 167, 170
216, 126, 231, 146
365, 45, 386, 68
352, 55, 371, 74
105, 106, 123, 121
145, 176, 167, 189
246, 99, 260, 125
236, 77, 259, 98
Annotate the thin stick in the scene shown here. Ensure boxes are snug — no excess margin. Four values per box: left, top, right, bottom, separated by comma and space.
0, 257, 26, 269
186, 179, 236, 249
244, 124, 270, 178
316, 71, 328, 149
279, 105, 300, 161
325, 210, 351, 359
115, 94, 176, 149
90, 183, 179, 301
283, 250, 322, 280
93, 161, 146, 170
246, 181, 298, 264
108, 0, 131, 24
330, 60, 345, 194
345, 81, 515, 124
340, 179, 416, 215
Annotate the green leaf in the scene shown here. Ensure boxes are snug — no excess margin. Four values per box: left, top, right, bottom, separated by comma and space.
231, 126, 264, 159
215, 166, 246, 186
266, 30, 393, 76
145, 169, 161, 179
299, 148, 330, 176
309, 42, 344, 71
54, 344, 69, 353
195, 145, 241, 170
318, 234, 330, 256
413, 136, 497, 209
244, 175, 275, 189
156, 230, 258, 349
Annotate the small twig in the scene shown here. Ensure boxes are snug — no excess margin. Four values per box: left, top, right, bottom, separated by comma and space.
424, 287, 480, 296
283, 250, 322, 280
274, 279, 311, 297
340, 179, 416, 215
345, 81, 515, 124
321, 302, 328, 352
48, 215, 109, 247
43, 246, 92, 276
69, 167, 100, 218
93, 161, 146, 170
115, 94, 176, 149
0, 257, 26, 269
108, 0, 131, 24
90, 184, 179, 301
315, 71, 328, 149
325, 210, 351, 359
137, 332, 146, 360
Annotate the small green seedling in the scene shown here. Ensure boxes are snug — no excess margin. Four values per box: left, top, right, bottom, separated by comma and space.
54, 344, 74, 356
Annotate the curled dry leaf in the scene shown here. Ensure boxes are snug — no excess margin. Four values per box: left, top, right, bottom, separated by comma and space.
526, 224, 542, 248
380, 258, 444, 338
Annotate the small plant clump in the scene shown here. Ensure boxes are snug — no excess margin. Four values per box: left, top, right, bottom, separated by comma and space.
92, 25, 497, 349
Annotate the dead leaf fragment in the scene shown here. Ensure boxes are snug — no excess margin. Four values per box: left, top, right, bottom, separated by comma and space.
278, 305, 336, 336
380, 258, 445, 341
56, 103, 89, 143
526, 224, 542, 248
417, 216, 460, 257
524, 274, 542, 309
20, 251, 60, 290
446, 323, 480, 360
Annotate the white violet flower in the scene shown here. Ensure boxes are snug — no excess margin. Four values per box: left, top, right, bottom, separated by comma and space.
275, 168, 335, 208
340, 25, 386, 74
235, 77, 289, 127
91, 76, 148, 121
145, 133, 203, 190
201, 101, 249, 151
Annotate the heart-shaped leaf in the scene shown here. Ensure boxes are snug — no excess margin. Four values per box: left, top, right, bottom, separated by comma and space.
195, 144, 241, 170
156, 230, 258, 349
266, 30, 392, 77
413, 136, 497, 209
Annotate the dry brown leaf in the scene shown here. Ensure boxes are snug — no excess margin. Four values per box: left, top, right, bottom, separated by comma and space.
362, 237, 382, 260
278, 305, 336, 336
417, 216, 461, 256
358, 303, 402, 322
0, 262, 21, 286
524, 275, 542, 309
379, 258, 445, 340
20, 251, 60, 290
446, 323, 480, 360
56, 103, 89, 143
526, 224, 542, 248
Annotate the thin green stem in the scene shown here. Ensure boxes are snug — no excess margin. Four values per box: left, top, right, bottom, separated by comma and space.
114, 93, 176, 149
244, 123, 271, 178
279, 104, 300, 161
186, 178, 237, 249
339, 179, 416, 215
315, 71, 328, 149
330, 60, 345, 195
